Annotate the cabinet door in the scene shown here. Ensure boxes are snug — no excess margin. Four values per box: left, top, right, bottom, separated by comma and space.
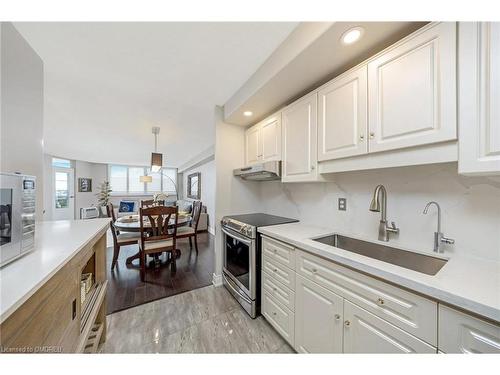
282, 92, 319, 182
294, 274, 343, 353
459, 22, 500, 175
367, 22, 457, 153
343, 301, 436, 353
438, 305, 500, 353
261, 113, 282, 162
245, 124, 261, 165
318, 66, 368, 161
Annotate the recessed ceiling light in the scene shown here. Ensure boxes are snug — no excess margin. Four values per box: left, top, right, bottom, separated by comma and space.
341, 27, 364, 45
243, 111, 253, 117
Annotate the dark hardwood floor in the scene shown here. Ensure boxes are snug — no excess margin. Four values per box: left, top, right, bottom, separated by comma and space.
106, 232, 214, 314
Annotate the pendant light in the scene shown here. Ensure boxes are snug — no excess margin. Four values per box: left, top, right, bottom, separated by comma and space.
151, 126, 162, 172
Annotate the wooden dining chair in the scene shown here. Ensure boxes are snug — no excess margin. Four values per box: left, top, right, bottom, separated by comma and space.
176, 200, 202, 254
138, 205, 179, 281
106, 203, 140, 270
141, 199, 156, 208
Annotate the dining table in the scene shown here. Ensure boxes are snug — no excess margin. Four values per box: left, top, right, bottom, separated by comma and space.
114, 214, 190, 265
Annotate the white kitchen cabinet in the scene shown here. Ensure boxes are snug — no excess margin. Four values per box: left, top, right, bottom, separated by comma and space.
343, 301, 436, 353
438, 305, 500, 353
295, 249, 438, 345
244, 112, 281, 166
245, 125, 261, 165
367, 22, 457, 153
318, 65, 368, 161
262, 290, 295, 346
294, 274, 343, 353
459, 22, 500, 175
282, 92, 322, 182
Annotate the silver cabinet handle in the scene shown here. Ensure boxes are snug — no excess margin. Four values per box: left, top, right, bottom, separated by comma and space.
369, 132, 375, 139
359, 134, 364, 141
377, 298, 385, 305
272, 312, 277, 316
272, 287, 277, 291
311, 268, 318, 274
335, 314, 341, 320
273, 268, 278, 272
344, 320, 351, 327
311, 165, 316, 170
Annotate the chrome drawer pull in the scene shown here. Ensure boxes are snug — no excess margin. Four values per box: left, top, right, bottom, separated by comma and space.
273, 268, 278, 272
335, 314, 341, 320
311, 268, 318, 273
377, 298, 385, 305
272, 312, 277, 316
344, 320, 351, 327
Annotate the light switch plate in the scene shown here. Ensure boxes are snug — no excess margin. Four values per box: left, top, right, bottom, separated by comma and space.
338, 198, 347, 211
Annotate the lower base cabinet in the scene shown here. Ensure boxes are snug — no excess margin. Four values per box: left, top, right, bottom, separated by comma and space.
343, 300, 436, 353
294, 274, 343, 353
438, 305, 500, 353
262, 290, 295, 346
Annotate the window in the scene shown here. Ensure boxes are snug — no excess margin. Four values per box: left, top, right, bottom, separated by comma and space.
55, 172, 69, 208
162, 169, 177, 195
109, 165, 127, 193
128, 167, 144, 193
108, 165, 177, 196
52, 157, 71, 168
146, 168, 162, 193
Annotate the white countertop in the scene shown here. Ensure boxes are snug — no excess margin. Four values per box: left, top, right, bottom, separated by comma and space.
0, 219, 110, 323
258, 223, 500, 323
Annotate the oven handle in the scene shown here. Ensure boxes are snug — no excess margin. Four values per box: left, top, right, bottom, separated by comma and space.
221, 226, 253, 245
222, 272, 252, 304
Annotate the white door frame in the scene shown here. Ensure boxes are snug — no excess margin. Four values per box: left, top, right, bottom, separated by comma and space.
52, 167, 75, 220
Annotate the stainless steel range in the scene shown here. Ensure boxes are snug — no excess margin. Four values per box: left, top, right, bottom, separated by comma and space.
221, 213, 298, 318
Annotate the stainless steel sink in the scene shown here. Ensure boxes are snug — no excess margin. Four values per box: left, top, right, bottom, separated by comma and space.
312, 234, 447, 276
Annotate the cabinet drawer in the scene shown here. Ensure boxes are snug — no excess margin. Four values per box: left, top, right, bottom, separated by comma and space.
438, 305, 500, 353
344, 300, 436, 353
262, 290, 295, 346
262, 236, 295, 269
262, 270, 295, 311
296, 249, 437, 345
262, 255, 295, 290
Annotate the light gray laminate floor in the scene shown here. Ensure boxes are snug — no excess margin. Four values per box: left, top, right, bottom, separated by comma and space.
103, 285, 295, 353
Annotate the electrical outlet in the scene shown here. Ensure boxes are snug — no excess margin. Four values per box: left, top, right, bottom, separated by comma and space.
338, 198, 347, 211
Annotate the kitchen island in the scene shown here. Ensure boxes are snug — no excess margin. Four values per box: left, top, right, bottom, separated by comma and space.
0, 218, 110, 353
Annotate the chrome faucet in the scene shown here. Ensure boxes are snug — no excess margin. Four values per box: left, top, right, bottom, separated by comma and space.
423, 201, 455, 253
369, 185, 399, 242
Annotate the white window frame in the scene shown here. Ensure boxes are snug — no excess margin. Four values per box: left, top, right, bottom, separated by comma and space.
108, 165, 177, 196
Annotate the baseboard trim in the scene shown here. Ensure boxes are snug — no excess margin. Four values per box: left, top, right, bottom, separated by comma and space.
212, 273, 223, 287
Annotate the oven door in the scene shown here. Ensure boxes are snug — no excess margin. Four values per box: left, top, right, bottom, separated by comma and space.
222, 226, 256, 300
1, 175, 22, 266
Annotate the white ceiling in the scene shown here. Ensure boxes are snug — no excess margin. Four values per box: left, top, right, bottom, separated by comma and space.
13, 22, 298, 167
225, 22, 427, 126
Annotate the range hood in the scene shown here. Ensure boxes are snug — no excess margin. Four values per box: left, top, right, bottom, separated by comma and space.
233, 161, 281, 181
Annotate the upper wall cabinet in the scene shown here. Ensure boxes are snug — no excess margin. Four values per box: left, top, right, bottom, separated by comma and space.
459, 22, 500, 175
245, 112, 282, 166
282, 92, 322, 182
367, 22, 457, 154
318, 66, 368, 161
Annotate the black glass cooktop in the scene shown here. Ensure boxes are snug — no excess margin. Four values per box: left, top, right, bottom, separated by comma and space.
225, 213, 298, 228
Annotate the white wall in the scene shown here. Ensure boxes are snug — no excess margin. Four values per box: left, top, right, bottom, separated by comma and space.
182, 158, 215, 234
1, 22, 44, 220
260, 163, 500, 262
213, 106, 262, 284
74, 160, 107, 218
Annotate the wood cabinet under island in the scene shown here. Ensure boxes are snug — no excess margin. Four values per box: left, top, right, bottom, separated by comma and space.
0, 219, 110, 353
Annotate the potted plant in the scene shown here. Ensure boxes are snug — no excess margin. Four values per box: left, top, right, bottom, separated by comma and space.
95, 180, 112, 217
